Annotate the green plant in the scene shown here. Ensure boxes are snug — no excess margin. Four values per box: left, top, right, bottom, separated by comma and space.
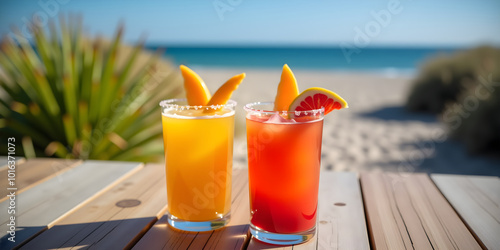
448, 70, 500, 154
406, 45, 500, 155
406, 46, 500, 114
0, 16, 183, 162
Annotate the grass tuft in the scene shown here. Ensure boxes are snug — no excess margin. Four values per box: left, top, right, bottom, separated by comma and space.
406, 45, 500, 155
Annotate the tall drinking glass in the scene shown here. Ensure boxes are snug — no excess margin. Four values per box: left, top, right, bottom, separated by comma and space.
159, 99, 236, 231
244, 102, 324, 245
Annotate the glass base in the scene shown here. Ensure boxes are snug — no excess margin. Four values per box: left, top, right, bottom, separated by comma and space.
167, 212, 230, 232
250, 223, 316, 245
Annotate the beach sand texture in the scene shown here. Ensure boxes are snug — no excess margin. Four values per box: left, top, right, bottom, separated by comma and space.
195, 67, 499, 176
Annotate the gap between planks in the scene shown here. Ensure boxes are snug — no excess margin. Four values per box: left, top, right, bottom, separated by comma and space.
132, 168, 250, 250
246, 172, 370, 250
46, 162, 145, 229
0, 158, 82, 203
361, 172, 483, 250
0, 160, 143, 249
21, 163, 168, 250
0, 156, 25, 171
431, 174, 500, 250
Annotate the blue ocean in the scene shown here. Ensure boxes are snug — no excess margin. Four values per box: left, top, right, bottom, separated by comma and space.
147, 46, 459, 75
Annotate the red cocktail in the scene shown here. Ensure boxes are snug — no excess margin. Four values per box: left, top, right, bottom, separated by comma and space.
245, 102, 324, 245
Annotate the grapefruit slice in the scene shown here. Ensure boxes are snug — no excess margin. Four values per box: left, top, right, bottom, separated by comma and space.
180, 65, 212, 106
288, 87, 348, 116
204, 73, 246, 112
273, 64, 299, 111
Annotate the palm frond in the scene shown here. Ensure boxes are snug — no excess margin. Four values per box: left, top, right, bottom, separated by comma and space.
0, 14, 183, 162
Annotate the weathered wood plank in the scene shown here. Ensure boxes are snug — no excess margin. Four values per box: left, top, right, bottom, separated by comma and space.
0, 160, 143, 249
189, 169, 250, 249
21, 163, 167, 249
431, 174, 500, 250
0, 158, 81, 202
361, 172, 482, 250
0, 156, 7, 167
132, 168, 250, 250
0, 156, 25, 170
317, 172, 370, 250
247, 172, 370, 250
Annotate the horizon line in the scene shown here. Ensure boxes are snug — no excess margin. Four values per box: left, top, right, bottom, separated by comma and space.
143, 43, 498, 50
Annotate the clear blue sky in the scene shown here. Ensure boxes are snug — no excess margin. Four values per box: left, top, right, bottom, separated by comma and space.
1, 0, 499, 47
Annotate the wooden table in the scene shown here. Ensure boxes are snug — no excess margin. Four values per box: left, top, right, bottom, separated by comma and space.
0, 159, 499, 249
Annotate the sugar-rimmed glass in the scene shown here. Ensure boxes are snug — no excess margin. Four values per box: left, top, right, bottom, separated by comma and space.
244, 102, 324, 245
159, 98, 236, 231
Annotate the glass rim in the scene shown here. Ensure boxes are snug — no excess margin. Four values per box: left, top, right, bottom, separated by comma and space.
159, 98, 237, 109
244, 101, 325, 115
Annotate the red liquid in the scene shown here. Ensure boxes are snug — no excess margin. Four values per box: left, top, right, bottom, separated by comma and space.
246, 116, 323, 234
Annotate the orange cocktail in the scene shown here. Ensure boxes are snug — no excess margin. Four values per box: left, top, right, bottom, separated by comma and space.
245, 102, 324, 244
160, 99, 235, 231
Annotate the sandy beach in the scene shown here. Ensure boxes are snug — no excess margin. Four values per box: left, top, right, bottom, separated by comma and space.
193, 67, 500, 176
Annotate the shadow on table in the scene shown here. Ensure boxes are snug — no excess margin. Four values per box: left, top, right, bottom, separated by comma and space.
358, 106, 437, 123
6, 218, 252, 249
133, 215, 250, 249
4, 217, 157, 249
373, 139, 500, 176
0, 225, 46, 249
7, 217, 250, 249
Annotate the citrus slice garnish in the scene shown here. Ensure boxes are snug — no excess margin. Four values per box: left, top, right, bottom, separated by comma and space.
288, 87, 348, 116
180, 65, 212, 106
204, 73, 246, 112
273, 64, 299, 111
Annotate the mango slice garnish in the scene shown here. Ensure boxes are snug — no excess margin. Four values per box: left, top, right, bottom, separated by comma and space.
179, 65, 245, 112
204, 73, 246, 113
273, 64, 299, 111
180, 65, 212, 106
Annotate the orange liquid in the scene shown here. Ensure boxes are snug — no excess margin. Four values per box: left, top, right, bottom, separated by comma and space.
246, 116, 323, 233
162, 110, 234, 221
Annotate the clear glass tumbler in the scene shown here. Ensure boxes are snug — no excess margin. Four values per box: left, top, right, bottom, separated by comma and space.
244, 102, 324, 245
160, 99, 236, 231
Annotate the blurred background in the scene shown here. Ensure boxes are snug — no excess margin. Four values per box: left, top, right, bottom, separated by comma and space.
2, 0, 499, 70
0, 0, 499, 174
